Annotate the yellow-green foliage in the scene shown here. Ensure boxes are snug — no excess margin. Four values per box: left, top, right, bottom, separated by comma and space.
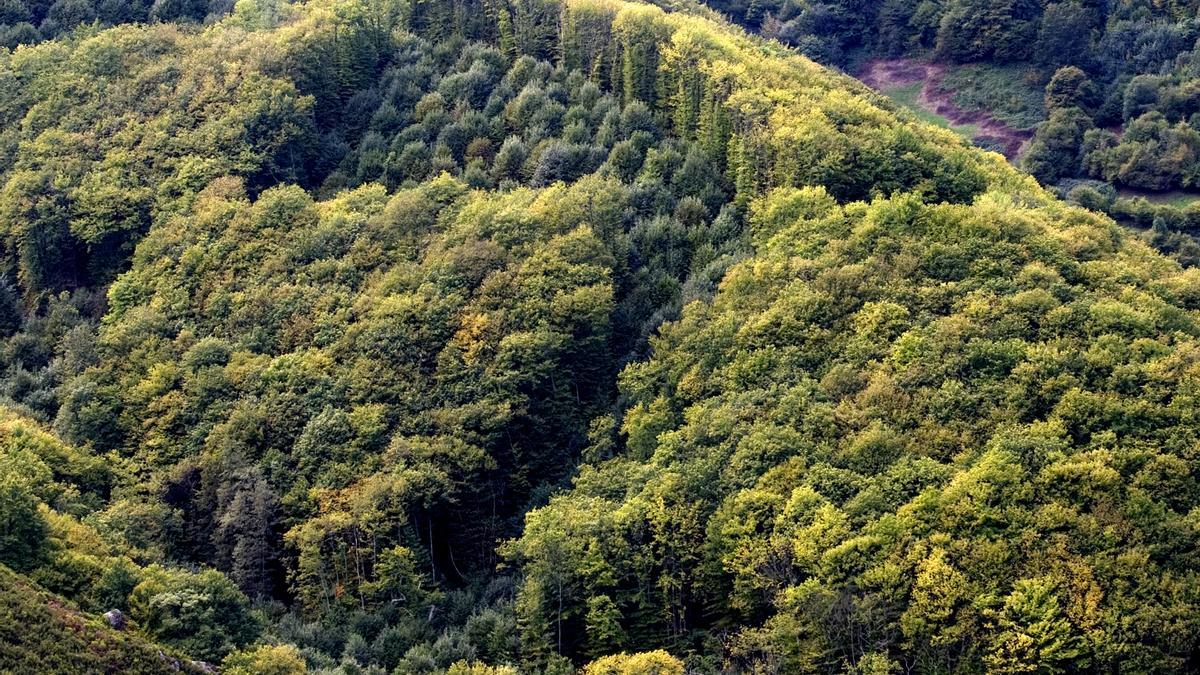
445, 660, 520, 675
0, 564, 207, 674
222, 643, 308, 675
0, 410, 259, 666
510, 186, 1200, 671
582, 650, 686, 675
0, 407, 108, 512
2, 0, 1199, 671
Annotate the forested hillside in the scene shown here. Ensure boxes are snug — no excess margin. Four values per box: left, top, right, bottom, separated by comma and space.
0, 0, 1198, 672
718, 0, 1200, 193
715, 0, 1200, 264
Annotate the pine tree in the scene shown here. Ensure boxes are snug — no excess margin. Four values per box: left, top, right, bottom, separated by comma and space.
214, 471, 281, 600
496, 6, 516, 59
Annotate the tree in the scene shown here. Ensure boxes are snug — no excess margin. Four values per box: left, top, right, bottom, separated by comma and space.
984, 579, 1081, 674
128, 567, 260, 661
1023, 107, 1093, 184
0, 477, 47, 573
899, 550, 977, 670
39, 0, 97, 36
0, 0, 31, 24
614, 6, 669, 105
148, 0, 206, 21
1033, 2, 1094, 69
1044, 66, 1098, 113
0, 169, 82, 298
584, 595, 626, 659
935, 0, 1040, 63
1083, 112, 1200, 189
213, 469, 281, 601
877, 0, 918, 56
446, 662, 519, 675
0, 281, 21, 338
1124, 75, 1163, 123
362, 545, 435, 609
0, 22, 41, 48
493, 136, 529, 182
582, 650, 685, 675
497, 7, 516, 59
606, 139, 645, 183
222, 644, 307, 675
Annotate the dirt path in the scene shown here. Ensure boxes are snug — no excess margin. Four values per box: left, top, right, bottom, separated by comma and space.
858, 59, 1034, 159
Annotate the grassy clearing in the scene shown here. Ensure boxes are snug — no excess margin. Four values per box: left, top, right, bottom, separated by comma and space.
882, 82, 978, 141
941, 64, 1045, 130
1117, 188, 1200, 208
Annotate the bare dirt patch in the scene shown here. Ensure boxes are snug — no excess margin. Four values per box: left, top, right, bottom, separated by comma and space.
859, 58, 1034, 159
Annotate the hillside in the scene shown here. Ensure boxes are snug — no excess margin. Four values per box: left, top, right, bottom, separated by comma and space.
710, 0, 1200, 265
0, 0, 1198, 672
509, 188, 1200, 672
0, 565, 209, 674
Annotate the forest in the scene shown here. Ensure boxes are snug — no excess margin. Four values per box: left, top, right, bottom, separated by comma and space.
713, 0, 1200, 188
704, 0, 1200, 265
0, 0, 1198, 673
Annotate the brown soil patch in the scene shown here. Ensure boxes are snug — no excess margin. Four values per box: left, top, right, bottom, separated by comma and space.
859, 58, 1034, 160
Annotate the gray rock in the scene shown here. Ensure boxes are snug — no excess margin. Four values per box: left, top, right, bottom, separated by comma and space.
103, 609, 126, 630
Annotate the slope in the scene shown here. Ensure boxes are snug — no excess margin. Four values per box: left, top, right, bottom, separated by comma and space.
508, 187, 1200, 671
46, 0, 998, 619
0, 0, 1196, 671
0, 564, 209, 674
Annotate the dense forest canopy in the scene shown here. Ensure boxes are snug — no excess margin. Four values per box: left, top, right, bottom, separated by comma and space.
0, 0, 1198, 673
